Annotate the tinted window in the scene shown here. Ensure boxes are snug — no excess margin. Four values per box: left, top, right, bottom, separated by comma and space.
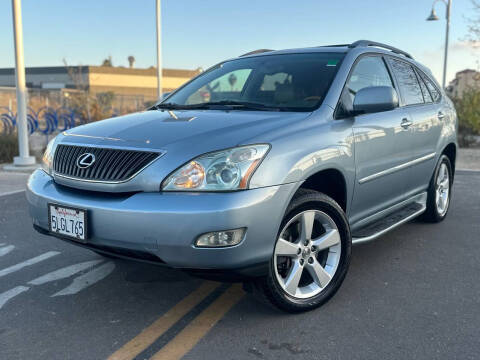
388, 58, 424, 105
347, 56, 393, 96
417, 70, 433, 103
419, 72, 441, 102
337, 56, 393, 117
166, 52, 345, 112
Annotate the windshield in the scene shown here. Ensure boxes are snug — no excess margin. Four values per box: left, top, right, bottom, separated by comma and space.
161, 52, 344, 112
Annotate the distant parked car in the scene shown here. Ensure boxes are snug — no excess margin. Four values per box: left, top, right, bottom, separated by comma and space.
27, 40, 457, 312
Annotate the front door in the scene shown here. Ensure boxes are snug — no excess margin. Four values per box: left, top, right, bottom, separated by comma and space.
350, 107, 413, 224
337, 55, 414, 224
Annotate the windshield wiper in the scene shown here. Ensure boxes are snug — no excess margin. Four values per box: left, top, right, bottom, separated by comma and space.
151, 102, 234, 111
189, 101, 281, 111
152, 103, 194, 110
152, 101, 282, 111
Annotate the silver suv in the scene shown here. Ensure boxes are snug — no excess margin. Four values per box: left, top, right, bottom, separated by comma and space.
27, 40, 457, 312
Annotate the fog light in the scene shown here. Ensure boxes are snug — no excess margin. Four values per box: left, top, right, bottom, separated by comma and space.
195, 228, 246, 248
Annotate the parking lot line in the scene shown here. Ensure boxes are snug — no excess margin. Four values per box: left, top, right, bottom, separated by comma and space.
0, 245, 15, 257
0, 286, 29, 310
52, 261, 115, 297
28, 259, 104, 285
0, 251, 60, 278
150, 284, 245, 360
0, 189, 25, 198
108, 281, 221, 360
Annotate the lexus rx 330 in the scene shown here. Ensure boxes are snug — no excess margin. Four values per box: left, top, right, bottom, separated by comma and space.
27, 40, 457, 312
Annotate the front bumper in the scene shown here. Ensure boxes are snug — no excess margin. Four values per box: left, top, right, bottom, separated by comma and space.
27, 169, 296, 274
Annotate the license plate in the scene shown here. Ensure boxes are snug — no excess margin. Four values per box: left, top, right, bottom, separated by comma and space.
48, 204, 87, 242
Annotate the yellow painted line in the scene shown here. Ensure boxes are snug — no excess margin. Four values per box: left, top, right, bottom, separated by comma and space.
150, 284, 245, 360
108, 281, 220, 360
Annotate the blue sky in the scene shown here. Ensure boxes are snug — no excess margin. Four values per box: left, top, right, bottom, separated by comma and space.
0, 0, 478, 84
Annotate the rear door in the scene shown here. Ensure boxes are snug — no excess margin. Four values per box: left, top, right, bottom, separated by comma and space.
407, 69, 444, 195
340, 55, 414, 224
386, 58, 442, 197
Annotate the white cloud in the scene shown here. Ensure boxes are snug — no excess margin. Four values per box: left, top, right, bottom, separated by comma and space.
416, 41, 479, 84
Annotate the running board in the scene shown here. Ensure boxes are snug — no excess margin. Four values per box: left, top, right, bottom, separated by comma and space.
352, 201, 426, 244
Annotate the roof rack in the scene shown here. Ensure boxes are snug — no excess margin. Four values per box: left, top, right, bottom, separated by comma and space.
239, 49, 274, 57
318, 44, 351, 48
348, 40, 413, 59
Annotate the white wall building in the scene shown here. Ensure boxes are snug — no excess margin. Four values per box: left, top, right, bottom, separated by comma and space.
446, 69, 480, 98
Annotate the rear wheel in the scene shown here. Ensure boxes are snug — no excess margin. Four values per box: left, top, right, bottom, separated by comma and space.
256, 190, 351, 313
422, 155, 452, 223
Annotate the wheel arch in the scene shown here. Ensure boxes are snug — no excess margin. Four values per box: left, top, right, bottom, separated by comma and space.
442, 142, 457, 180
296, 168, 348, 212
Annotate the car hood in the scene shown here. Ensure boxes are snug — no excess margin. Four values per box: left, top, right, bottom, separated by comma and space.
63, 109, 311, 152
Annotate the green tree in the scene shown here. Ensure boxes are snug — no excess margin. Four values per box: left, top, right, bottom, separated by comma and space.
0, 134, 18, 163
453, 88, 480, 146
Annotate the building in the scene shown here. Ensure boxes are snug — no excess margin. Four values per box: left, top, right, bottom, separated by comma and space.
0, 65, 202, 100
446, 69, 480, 99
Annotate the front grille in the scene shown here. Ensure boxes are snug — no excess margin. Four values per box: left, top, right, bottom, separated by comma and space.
53, 144, 160, 182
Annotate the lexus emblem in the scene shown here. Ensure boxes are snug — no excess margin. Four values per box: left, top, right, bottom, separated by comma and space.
76, 153, 96, 169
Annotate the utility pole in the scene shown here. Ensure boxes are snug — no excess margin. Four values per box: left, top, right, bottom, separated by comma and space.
11, 0, 35, 166
156, 0, 162, 100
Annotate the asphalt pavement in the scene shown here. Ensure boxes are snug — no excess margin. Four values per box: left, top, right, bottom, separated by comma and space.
0, 170, 479, 360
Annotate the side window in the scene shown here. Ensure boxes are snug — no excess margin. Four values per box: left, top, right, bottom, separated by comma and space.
388, 58, 424, 105
337, 56, 394, 117
347, 56, 393, 99
419, 72, 441, 102
416, 69, 433, 103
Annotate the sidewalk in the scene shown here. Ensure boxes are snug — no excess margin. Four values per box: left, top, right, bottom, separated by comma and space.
456, 148, 480, 171
0, 169, 33, 196
0, 149, 478, 197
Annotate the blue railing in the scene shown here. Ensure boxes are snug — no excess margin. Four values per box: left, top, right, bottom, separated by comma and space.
0, 107, 119, 136
1, 106, 85, 135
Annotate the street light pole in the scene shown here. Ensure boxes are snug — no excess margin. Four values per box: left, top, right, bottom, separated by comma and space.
11, 0, 35, 166
442, 0, 451, 89
427, 0, 452, 89
155, 0, 162, 100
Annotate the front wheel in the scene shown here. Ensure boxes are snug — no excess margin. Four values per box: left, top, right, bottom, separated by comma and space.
256, 190, 351, 313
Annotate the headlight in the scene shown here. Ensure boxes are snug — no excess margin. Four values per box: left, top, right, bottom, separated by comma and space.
161, 144, 270, 191
42, 137, 57, 175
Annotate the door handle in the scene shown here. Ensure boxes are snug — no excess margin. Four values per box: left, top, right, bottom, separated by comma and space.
400, 118, 413, 129
437, 111, 446, 120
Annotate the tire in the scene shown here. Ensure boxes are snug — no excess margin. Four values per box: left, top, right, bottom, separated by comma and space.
255, 189, 351, 313
422, 155, 453, 223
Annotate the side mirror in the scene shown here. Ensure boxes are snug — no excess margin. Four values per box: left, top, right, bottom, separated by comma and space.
353, 86, 399, 115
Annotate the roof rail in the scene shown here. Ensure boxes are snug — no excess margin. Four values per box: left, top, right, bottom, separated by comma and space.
318, 44, 351, 48
349, 40, 413, 59
239, 49, 274, 57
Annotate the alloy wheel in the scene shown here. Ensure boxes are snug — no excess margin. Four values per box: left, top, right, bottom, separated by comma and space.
273, 210, 341, 299
435, 162, 450, 216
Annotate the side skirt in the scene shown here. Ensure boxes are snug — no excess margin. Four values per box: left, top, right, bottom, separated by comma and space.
351, 192, 427, 244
